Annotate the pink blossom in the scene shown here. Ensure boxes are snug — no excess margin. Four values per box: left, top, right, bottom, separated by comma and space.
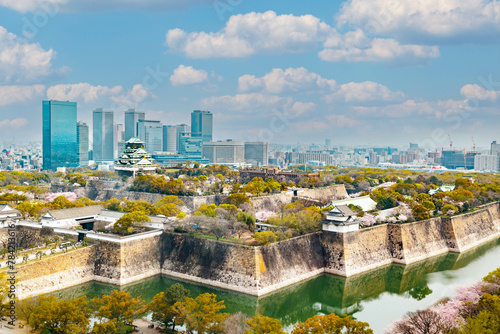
362, 213, 376, 227
44, 192, 78, 202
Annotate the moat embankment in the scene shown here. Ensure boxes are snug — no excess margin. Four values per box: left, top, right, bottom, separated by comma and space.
15, 202, 500, 298
50, 184, 348, 210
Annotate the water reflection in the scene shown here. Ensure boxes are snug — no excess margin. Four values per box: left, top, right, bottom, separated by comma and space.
49, 238, 500, 329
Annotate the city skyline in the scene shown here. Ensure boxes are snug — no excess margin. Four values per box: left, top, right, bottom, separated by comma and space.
0, 1, 498, 148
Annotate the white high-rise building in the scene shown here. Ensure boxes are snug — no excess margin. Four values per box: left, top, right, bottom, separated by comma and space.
474, 154, 499, 171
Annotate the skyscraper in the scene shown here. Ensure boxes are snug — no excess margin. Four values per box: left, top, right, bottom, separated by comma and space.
175, 124, 190, 152
42, 100, 79, 170
163, 125, 177, 153
124, 109, 145, 141
93, 108, 114, 162
191, 110, 213, 143
114, 123, 124, 158
137, 119, 163, 152
77, 122, 89, 167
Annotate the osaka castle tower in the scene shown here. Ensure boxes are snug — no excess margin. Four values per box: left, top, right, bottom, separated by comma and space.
114, 137, 157, 176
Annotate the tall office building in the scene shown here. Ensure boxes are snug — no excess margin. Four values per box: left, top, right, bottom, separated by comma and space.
191, 110, 213, 143
113, 123, 124, 158
163, 125, 177, 153
176, 124, 190, 152
179, 133, 202, 156
124, 109, 145, 141
137, 119, 163, 152
244, 142, 268, 166
77, 122, 89, 167
92, 108, 114, 162
42, 100, 79, 170
491, 141, 500, 156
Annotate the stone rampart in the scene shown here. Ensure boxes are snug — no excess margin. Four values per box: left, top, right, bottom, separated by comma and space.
17, 247, 94, 298
442, 205, 500, 252
14, 202, 500, 298
398, 218, 449, 264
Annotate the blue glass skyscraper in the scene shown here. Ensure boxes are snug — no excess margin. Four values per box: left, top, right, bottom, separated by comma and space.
93, 108, 114, 162
42, 100, 79, 170
191, 110, 213, 143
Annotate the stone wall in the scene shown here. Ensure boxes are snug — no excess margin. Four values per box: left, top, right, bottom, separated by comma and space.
17, 247, 94, 298
257, 233, 326, 294
399, 218, 449, 264
323, 202, 500, 276
159, 233, 260, 294
442, 205, 499, 252
14, 201, 500, 299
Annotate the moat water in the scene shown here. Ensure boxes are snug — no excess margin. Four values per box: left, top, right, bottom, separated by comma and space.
50, 238, 500, 334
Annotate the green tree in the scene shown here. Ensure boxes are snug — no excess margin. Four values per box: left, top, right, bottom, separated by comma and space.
113, 211, 151, 234
148, 283, 190, 331
246, 314, 286, 334
29, 295, 91, 334
292, 314, 373, 334
238, 211, 256, 230
412, 204, 430, 221
91, 290, 146, 333
226, 193, 251, 207
158, 203, 181, 217
183, 293, 229, 334
255, 231, 277, 245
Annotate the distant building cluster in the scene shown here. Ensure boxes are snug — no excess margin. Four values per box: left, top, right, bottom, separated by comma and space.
40, 100, 269, 171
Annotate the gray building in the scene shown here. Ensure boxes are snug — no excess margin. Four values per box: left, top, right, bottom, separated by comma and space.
163, 125, 177, 153
474, 154, 499, 171
42, 100, 79, 170
124, 109, 145, 141
491, 141, 500, 156
191, 110, 213, 143
244, 142, 268, 166
137, 119, 163, 152
113, 123, 124, 159
202, 140, 245, 164
176, 124, 190, 152
92, 108, 114, 162
77, 122, 89, 167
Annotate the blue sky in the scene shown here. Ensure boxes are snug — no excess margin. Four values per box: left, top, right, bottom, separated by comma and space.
0, 0, 498, 149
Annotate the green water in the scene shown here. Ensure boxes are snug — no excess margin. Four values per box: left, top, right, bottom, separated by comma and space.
50, 238, 500, 334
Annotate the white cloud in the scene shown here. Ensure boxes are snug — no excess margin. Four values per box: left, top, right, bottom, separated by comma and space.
324, 81, 405, 102
111, 84, 156, 108
0, 0, 212, 13
337, 0, 500, 43
238, 67, 337, 94
0, 118, 28, 129
0, 85, 45, 106
170, 65, 208, 86
325, 114, 359, 127
201, 93, 291, 112
166, 11, 334, 58
460, 84, 500, 102
0, 26, 66, 83
319, 31, 439, 64
289, 102, 316, 116
353, 99, 471, 118
47, 83, 122, 103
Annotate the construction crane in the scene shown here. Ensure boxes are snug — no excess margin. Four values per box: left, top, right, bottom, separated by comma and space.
472, 137, 476, 152
447, 134, 453, 151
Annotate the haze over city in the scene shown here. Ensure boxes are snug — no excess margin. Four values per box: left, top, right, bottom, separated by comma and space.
0, 0, 498, 148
